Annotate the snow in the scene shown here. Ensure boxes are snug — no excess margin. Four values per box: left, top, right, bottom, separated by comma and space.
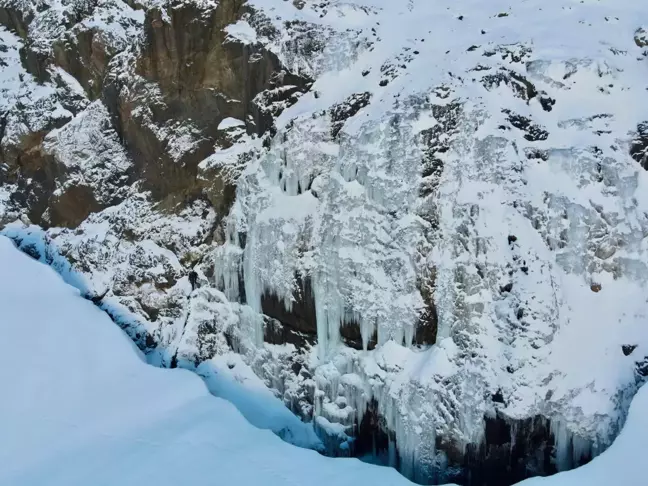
0, 235, 416, 486
196, 353, 322, 449
225, 20, 258, 44
42, 100, 132, 210
218, 117, 246, 130
205, 0, 648, 470
2, 221, 328, 450
0, 26, 77, 154
215, 0, 648, 477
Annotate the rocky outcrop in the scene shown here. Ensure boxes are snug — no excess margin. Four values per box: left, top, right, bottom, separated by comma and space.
0, 30, 87, 224
41, 100, 133, 227
103, 0, 311, 210
0, 0, 309, 228
631, 121, 648, 170
0, 3, 31, 39
635, 27, 647, 48
52, 27, 119, 99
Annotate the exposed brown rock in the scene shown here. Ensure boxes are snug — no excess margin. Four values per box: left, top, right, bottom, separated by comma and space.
52, 28, 116, 100
103, 0, 311, 214
0, 6, 30, 38
47, 184, 103, 228
1, 130, 60, 224
416, 272, 438, 346
1, 0, 311, 233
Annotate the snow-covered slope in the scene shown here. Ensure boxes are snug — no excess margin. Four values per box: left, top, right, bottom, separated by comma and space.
1, 0, 648, 483
0, 235, 412, 486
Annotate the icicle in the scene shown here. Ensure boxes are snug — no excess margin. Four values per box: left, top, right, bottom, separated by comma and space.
388, 439, 398, 468
213, 207, 246, 302
214, 243, 243, 302
571, 432, 593, 468
236, 305, 265, 349
360, 318, 375, 351
313, 269, 344, 359
243, 234, 262, 313
404, 323, 414, 348
550, 419, 593, 472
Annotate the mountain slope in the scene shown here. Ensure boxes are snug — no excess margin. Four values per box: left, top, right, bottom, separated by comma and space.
1, 0, 647, 484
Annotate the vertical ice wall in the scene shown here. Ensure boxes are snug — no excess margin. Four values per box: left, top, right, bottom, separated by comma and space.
214, 98, 430, 359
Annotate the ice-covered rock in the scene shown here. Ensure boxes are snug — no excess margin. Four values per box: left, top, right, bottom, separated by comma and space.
2, 0, 648, 485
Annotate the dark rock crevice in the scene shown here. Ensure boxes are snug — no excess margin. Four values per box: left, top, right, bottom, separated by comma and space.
259, 274, 384, 351
350, 405, 591, 486
352, 399, 393, 460
51, 27, 118, 100
630, 121, 648, 170
261, 275, 318, 347
415, 270, 438, 346
0, 6, 32, 39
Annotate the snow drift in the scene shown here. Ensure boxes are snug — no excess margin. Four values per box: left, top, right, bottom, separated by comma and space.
0, 235, 411, 486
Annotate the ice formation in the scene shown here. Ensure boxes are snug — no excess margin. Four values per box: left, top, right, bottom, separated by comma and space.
207, 0, 648, 479
216, 101, 427, 359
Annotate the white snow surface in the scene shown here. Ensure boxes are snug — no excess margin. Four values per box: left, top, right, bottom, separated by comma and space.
225, 20, 258, 44
0, 235, 413, 486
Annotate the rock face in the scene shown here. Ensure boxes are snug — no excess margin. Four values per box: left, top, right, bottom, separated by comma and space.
2, 1, 648, 485
635, 27, 648, 48
106, 0, 309, 206
0, 0, 309, 228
